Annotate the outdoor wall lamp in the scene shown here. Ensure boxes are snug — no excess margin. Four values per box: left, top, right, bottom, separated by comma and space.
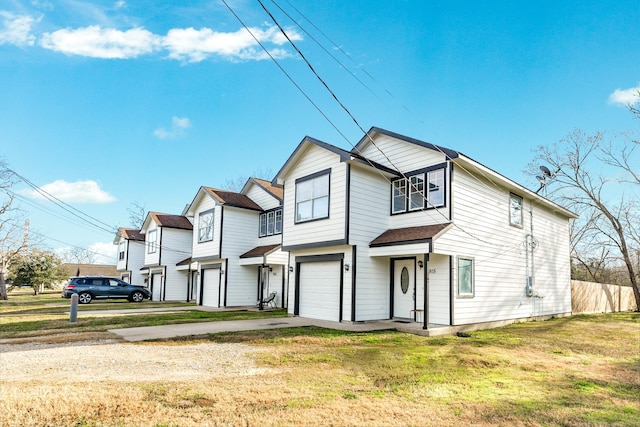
289, 266, 294, 272
220, 269, 225, 275
344, 263, 350, 272
418, 261, 424, 269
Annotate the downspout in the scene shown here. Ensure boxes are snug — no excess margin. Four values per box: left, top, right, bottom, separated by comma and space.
423, 254, 429, 330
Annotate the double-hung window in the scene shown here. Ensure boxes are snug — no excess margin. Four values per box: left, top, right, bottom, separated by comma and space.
147, 230, 157, 254
259, 208, 283, 237
427, 168, 445, 207
509, 193, 523, 227
118, 242, 125, 261
409, 174, 425, 210
392, 165, 446, 214
392, 179, 407, 213
198, 209, 214, 243
458, 256, 474, 297
295, 171, 329, 223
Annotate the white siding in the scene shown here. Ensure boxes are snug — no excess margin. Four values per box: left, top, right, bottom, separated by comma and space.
282, 145, 347, 248
191, 196, 220, 260
125, 240, 146, 286
221, 207, 262, 306
246, 185, 280, 210
426, 253, 450, 325
357, 134, 447, 174
435, 166, 572, 325
115, 236, 127, 271
348, 164, 392, 321
142, 222, 160, 267
160, 228, 192, 301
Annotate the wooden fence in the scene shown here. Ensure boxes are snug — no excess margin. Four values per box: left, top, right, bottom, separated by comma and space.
572, 280, 637, 314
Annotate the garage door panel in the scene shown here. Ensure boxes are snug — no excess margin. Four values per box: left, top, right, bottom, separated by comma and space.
299, 261, 340, 321
151, 273, 162, 301
202, 268, 220, 307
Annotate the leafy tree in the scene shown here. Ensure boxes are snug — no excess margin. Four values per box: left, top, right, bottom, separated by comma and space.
529, 107, 639, 310
9, 249, 69, 295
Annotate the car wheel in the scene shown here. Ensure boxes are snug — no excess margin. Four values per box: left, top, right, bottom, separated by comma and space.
130, 291, 145, 303
78, 292, 93, 304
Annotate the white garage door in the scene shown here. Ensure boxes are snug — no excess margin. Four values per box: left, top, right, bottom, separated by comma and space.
299, 261, 341, 321
151, 273, 162, 301
201, 268, 220, 307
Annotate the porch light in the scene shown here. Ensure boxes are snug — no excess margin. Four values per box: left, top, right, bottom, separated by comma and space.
418, 261, 424, 269
344, 263, 350, 272
289, 266, 294, 272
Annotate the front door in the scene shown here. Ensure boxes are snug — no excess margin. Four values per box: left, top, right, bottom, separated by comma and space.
258, 266, 270, 303
393, 259, 415, 319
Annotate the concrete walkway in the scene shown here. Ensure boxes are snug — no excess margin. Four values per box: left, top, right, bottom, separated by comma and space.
109, 316, 399, 342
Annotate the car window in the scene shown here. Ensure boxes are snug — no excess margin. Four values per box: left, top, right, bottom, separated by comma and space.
91, 279, 104, 286
108, 279, 120, 287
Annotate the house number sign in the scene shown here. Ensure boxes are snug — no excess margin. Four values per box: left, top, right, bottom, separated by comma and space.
428, 268, 436, 274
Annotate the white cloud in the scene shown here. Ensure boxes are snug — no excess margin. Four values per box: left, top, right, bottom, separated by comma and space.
21, 179, 116, 203
154, 116, 192, 140
114, 1, 127, 10
608, 84, 640, 106
163, 25, 302, 63
0, 11, 39, 46
87, 241, 118, 264
40, 25, 160, 58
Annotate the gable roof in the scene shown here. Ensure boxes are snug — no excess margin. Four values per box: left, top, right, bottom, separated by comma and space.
355, 127, 460, 160
243, 178, 284, 201
370, 223, 453, 247
357, 126, 577, 219
119, 228, 144, 241
146, 212, 193, 230
273, 136, 352, 185
203, 187, 263, 211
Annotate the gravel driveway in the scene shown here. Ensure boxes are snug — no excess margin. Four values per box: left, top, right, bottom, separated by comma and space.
0, 340, 268, 383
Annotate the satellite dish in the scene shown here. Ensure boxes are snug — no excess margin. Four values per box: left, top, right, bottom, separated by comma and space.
536, 175, 546, 186
540, 166, 552, 177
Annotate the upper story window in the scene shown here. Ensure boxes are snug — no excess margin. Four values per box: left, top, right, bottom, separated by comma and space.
198, 209, 214, 243
147, 229, 157, 254
260, 208, 283, 237
296, 170, 330, 223
509, 193, 523, 227
118, 242, 125, 261
392, 165, 446, 214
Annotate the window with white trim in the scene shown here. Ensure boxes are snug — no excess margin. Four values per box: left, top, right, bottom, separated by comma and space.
427, 168, 445, 207
259, 208, 283, 237
509, 193, 523, 227
198, 210, 214, 243
147, 229, 157, 254
392, 179, 407, 213
295, 172, 329, 222
409, 174, 425, 210
458, 257, 474, 297
118, 242, 125, 261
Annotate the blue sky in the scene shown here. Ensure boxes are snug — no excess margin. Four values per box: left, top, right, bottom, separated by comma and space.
1, 0, 638, 264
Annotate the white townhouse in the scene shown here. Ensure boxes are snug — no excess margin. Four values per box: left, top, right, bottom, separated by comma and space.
113, 227, 146, 286
184, 178, 288, 308
140, 212, 193, 301
273, 127, 577, 329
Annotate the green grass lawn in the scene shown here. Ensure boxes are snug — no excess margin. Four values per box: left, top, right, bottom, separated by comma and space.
0, 292, 287, 338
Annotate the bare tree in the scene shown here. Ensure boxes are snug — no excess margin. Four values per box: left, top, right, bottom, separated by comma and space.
0, 160, 29, 300
530, 126, 639, 310
223, 169, 274, 192
127, 201, 146, 229
58, 247, 97, 264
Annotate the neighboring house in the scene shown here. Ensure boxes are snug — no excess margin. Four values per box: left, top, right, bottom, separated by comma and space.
140, 212, 193, 301
113, 228, 146, 286
184, 178, 288, 308
273, 127, 577, 328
